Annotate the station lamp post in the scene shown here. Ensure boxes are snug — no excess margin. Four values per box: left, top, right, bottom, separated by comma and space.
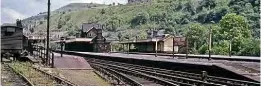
229, 40, 232, 57
60, 37, 65, 57
124, 37, 130, 54
208, 21, 214, 60
155, 35, 161, 57
172, 35, 176, 59
127, 37, 130, 55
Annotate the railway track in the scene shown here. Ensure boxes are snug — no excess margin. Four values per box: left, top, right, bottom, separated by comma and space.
91, 63, 171, 86
1, 63, 32, 86
92, 64, 142, 86
87, 58, 260, 86
89, 61, 217, 86
9, 62, 76, 86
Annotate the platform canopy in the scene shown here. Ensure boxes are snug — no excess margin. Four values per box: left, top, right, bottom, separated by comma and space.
65, 38, 94, 43
117, 34, 174, 44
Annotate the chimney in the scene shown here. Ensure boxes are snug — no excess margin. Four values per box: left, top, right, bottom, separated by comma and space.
152, 30, 157, 37
96, 28, 102, 39
16, 19, 22, 27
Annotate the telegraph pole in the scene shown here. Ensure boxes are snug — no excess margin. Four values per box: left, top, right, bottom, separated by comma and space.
46, 0, 50, 66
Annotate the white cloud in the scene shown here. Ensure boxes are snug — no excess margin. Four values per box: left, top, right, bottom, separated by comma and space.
1, 8, 28, 23
50, 0, 127, 10
1, 0, 128, 24
65, 0, 127, 4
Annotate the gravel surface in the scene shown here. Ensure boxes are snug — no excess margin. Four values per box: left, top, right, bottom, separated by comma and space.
50, 69, 110, 86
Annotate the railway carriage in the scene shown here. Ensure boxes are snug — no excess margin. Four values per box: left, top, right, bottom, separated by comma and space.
1, 20, 28, 60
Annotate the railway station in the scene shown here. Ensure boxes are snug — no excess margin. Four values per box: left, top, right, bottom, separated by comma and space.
1, 0, 260, 86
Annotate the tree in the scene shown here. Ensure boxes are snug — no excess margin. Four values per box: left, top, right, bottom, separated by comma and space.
211, 41, 230, 55
112, 2, 115, 6
117, 32, 122, 41
184, 0, 197, 15
219, 13, 251, 40
101, 9, 105, 14
57, 18, 66, 29
198, 0, 216, 11
237, 39, 260, 56
219, 13, 252, 54
186, 23, 207, 50
131, 12, 149, 26
39, 21, 43, 25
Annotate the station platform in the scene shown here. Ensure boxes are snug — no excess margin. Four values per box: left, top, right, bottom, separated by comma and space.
58, 51, 260, 82
50, 53, 110, 85
53, 53, 92, 70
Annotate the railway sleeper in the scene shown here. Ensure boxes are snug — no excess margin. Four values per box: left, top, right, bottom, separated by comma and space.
88, 58, 260, 86
104, 67, 143, 86
88, 59, 202, 78
21, 65, 64, 85
92, 64, 144, 86
107, 65, 178, 86
207, 77, 260, 86
127, 64, 260, 86
120, 66, 221, 86
6, 64, 34, 86
88, 61, 214, 85
89, 61, 223, 86
113, 64, 218, 86
91, 64, 126, 85
12, 62, 76, 86
91, 63, 177, 86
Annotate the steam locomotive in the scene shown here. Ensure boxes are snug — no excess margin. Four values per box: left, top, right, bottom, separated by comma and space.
1, 20, 28, 60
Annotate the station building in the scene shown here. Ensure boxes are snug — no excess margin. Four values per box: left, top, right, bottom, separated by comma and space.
117, 30, 179, 53
58, 23, 111, 52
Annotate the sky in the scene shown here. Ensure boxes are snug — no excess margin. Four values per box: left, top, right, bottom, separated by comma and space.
1, 0, 128, 24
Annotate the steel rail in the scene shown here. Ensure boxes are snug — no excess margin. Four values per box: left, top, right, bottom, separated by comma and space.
92, 63, 177, 86
90, 61, 218, 86
99, 59, 259, 85
92, 65, 143, 86
88, 58, 260, 86
18, 62, 77, 86
32, 66, 77, 86
53, 50, 260, 85
7, 64, 34, 86
90, 64, 127, 85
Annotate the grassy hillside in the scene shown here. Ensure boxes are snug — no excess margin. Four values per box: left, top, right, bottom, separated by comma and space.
23, 0, 260, 56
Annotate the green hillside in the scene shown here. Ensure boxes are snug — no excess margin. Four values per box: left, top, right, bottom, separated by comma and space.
25, 0, 260, 56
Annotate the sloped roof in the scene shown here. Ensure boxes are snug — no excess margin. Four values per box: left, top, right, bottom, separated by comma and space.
82, 23, 99, 33
1, 23, 22, 29
1, 23, 16, 26
118, 34, 173, 44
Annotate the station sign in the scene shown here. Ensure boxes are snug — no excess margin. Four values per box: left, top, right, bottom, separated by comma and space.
173, 37, 186, 46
